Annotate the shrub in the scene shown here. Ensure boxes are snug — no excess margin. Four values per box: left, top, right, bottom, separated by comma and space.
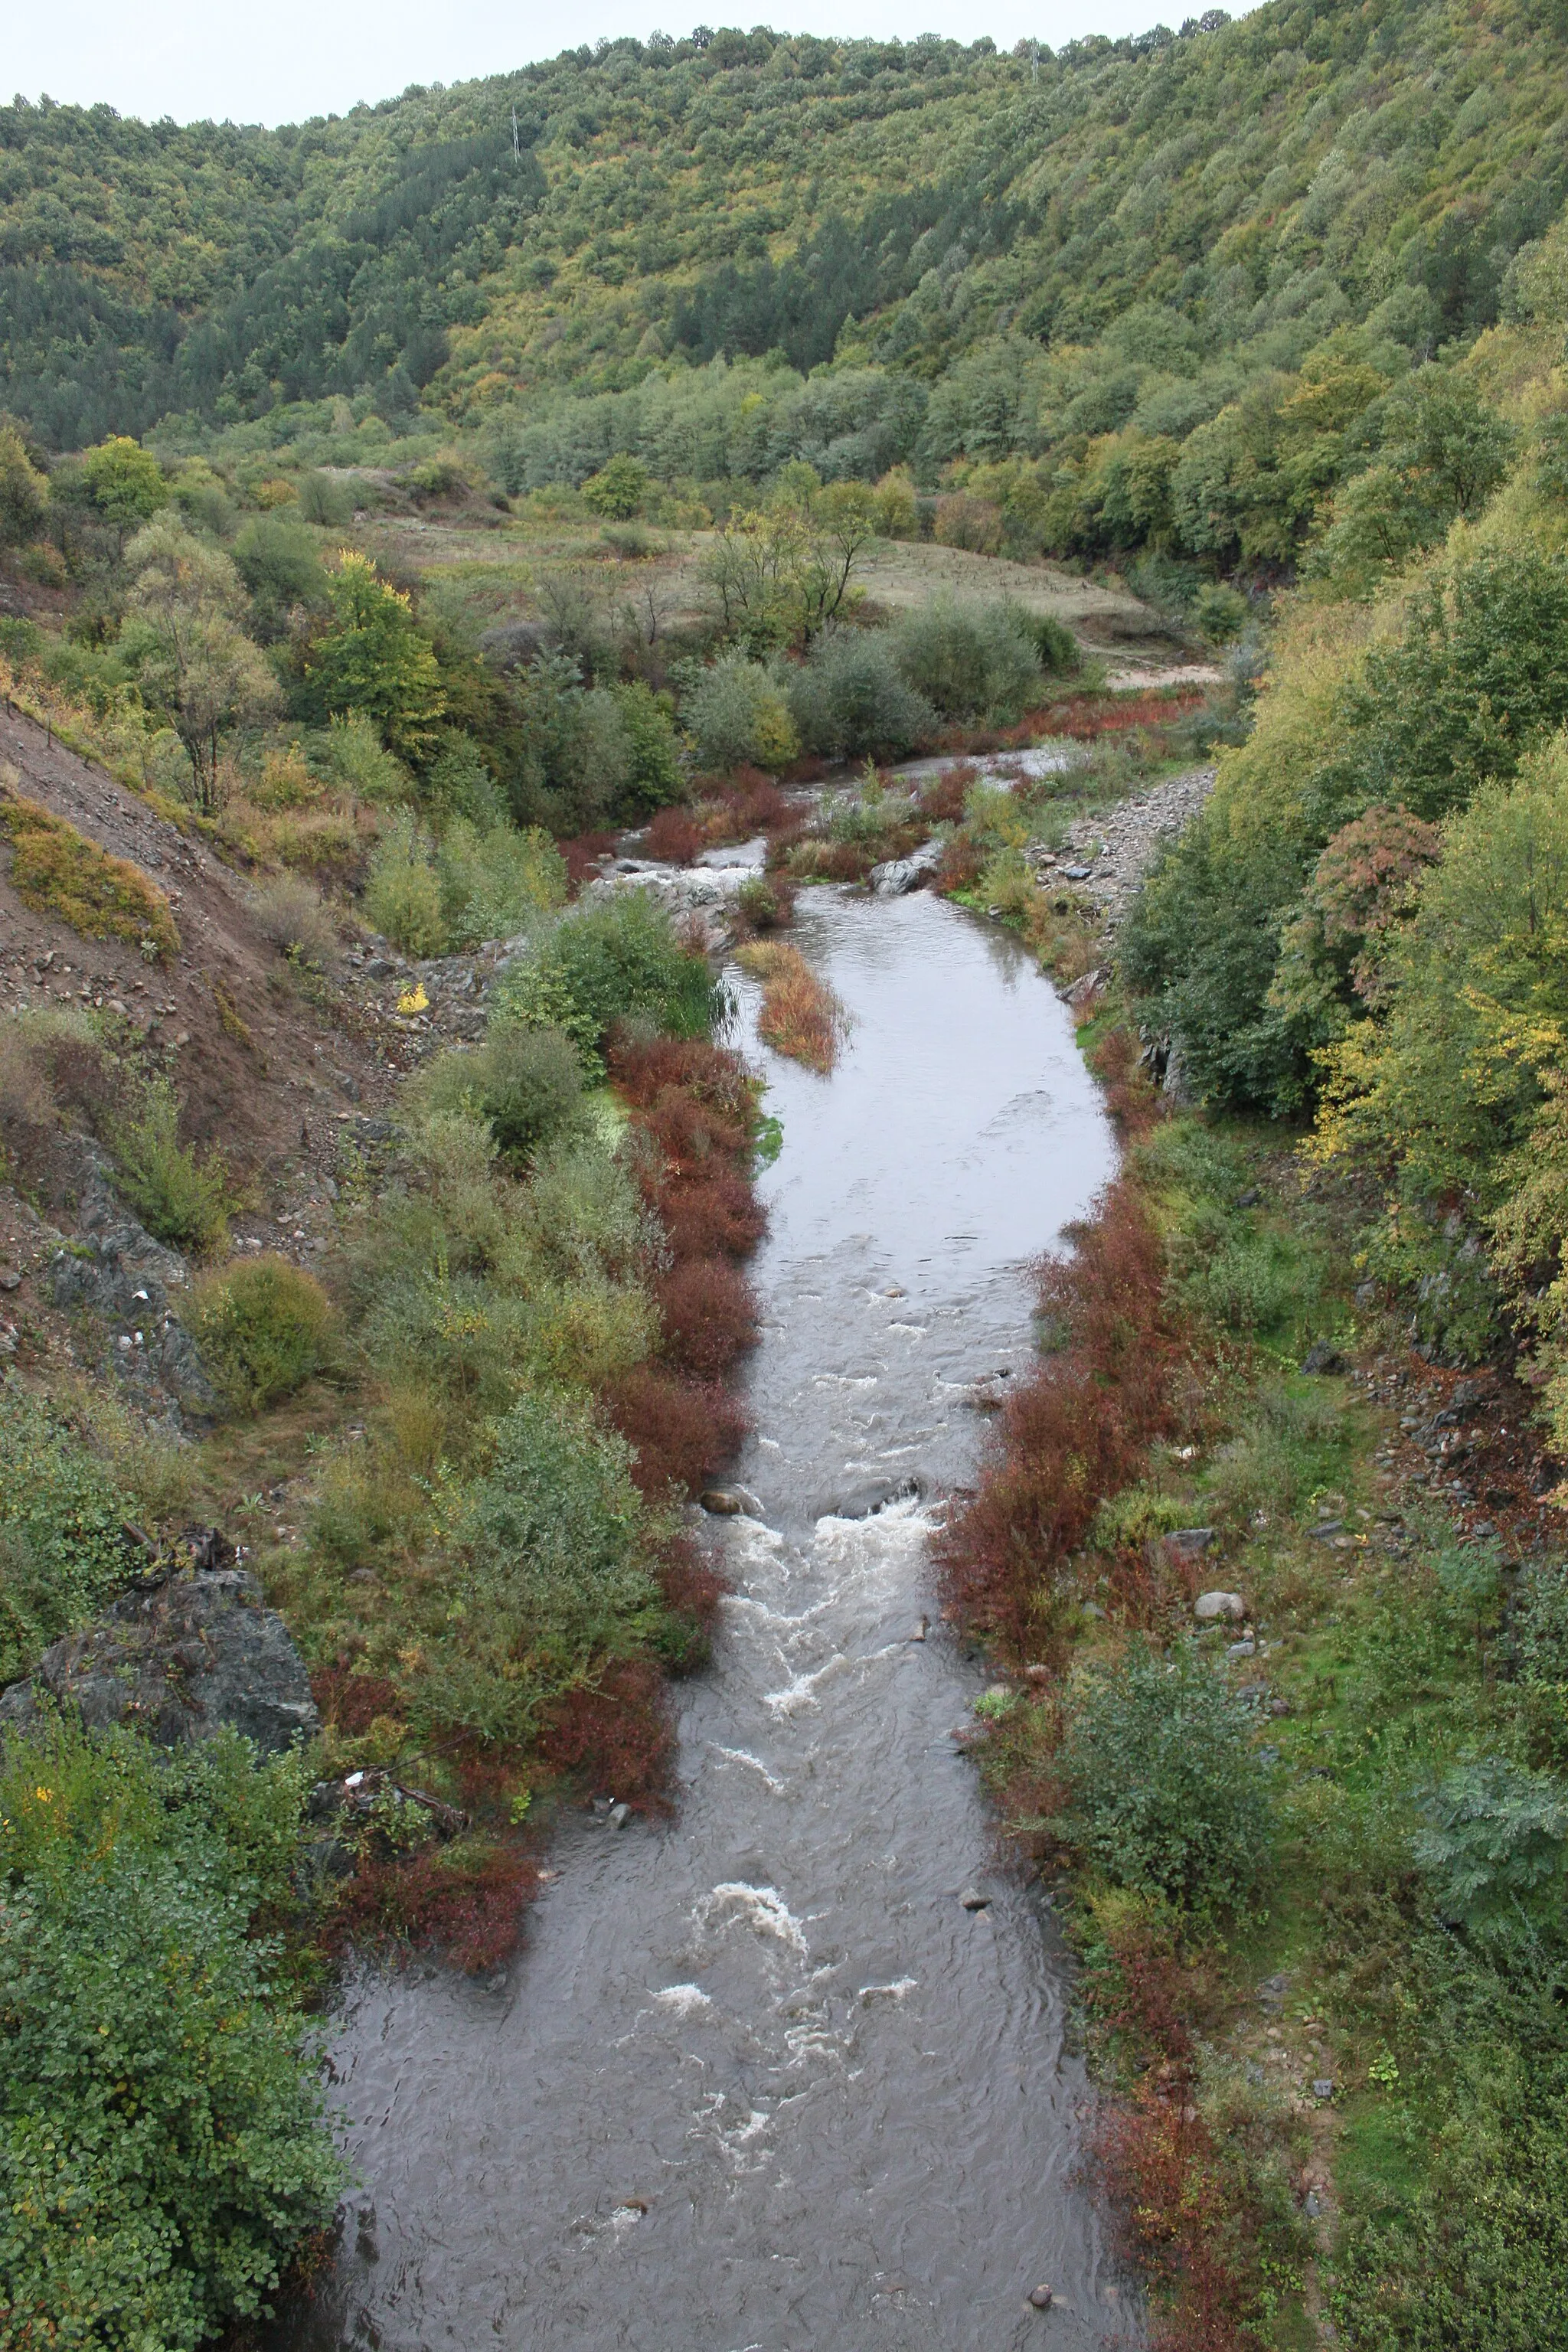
611, 681, 683, 812
684, 655, 799, 774
602, 1366, 750, 1498
459, 1389, 656, 1655
414, 1024, 585, 1160
1412, 1758, 1568, 1938
104, 1076, 230, 1253
0, 1380, 130, 1684
933, 491, 1004, 554
786, 629, 935, 760
318, 710, 411, 802
362, 812, 446, 956
1028, 612, 1083, 676
491, 893, 718, 1076
247, 872, 338, 963
0, 1720, 341, 2350
0, 783, 179, 963
435, 816, 567, 949
188, 1256, 337, 1413
644, 806, 702, 864
1057, 1642, 1272, 1912
655, 1256, 759, 1380
890, 596, 1043, 723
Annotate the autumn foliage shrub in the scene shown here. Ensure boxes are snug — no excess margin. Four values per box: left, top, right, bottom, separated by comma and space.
603, 1365, 750, 1498
655, 1256, 759, 1380
937, 1179, 1184, 1655
537, 1658, 675, 1802
644, 805, 703, 863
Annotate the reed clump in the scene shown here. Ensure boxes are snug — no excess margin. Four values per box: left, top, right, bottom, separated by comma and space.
735, 941, 847, 1073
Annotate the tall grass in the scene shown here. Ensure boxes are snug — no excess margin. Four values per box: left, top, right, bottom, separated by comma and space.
735, 941, 848, 1073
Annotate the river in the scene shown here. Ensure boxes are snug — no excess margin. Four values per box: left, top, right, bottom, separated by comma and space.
283, 883, 1127, 2352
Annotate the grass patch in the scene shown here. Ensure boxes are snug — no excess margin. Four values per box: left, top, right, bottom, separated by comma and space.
735, 940, 847, 1073
0, 780, 178, 962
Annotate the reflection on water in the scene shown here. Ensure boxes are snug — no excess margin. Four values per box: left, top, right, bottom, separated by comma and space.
281, 888, 1129, 2352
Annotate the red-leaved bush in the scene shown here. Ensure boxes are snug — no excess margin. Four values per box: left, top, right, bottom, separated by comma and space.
644, 805, 704, 864
537, 1658, 675, 1803
936, 1179, 1183, 1657
655, 1256, 760, 1379
1094, 2086, 1259, 2352
328, 1843, 542, 1975
603, 1365, 752, 1497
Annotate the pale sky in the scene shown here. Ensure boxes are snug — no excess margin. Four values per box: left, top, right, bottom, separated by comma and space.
9, 0, 1219, 128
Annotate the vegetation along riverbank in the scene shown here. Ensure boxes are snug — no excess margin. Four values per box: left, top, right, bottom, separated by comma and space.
2, 0, 1568, 2337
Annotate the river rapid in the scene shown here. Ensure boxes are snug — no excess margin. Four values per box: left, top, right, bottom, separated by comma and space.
285, 884, 1129, 2352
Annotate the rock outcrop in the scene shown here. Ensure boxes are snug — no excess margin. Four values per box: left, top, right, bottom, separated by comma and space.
0, 1563, 318, 1756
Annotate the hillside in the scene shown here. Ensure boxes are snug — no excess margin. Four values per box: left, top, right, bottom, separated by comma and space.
4, 1, 1566, 534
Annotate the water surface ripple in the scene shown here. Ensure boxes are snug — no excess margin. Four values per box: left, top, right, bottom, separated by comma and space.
285, 887, 1128, 2352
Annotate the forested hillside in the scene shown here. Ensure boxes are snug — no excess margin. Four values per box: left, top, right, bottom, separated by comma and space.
4, 0, 1568, 590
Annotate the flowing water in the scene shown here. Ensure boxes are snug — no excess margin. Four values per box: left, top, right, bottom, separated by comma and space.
285, 886, 1128, 2352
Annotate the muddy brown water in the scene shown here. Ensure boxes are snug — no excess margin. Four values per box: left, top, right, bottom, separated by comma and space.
282, 886, 1132, 2352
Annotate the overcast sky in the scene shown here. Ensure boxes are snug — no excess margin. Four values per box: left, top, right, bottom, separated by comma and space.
9, 1, 1212, 129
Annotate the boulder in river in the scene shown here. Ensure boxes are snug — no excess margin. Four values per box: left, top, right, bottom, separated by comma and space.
0, 1565, 318, 1756
869, 840, 942, 897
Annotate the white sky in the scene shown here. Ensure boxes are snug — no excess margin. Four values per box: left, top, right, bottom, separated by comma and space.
8, 1, 1217, 129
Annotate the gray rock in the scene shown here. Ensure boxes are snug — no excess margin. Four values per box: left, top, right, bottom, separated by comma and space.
1194, 1590, 1246, 1623
1028, 2285, 1055, 2311
1312, 2079, 1335, 2102
1302, 1341, 1348, 1375
959, 1887, 991, 1911
870, 839, 943, 897
0, 1568, 318, 1757
47, 1164, 217, 1423
1167, 1527, 1215, 1560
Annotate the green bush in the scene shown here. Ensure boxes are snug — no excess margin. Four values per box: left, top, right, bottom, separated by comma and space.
0, 1382, 129, 1684
786, 628, 935, 760
1413, 1758, 1568, 1939
103, 1077, 230, 1254
683, 655, 799, 773
362, 812, 446, 956
1027, 611, 1083, 675
610, 681, 683, 812
1515, 1560, 1568, 1687
461, 1390, 657, 1651
1056, 1641, 1272, 1912
0, 1720, 341, 2352
188, 1256, 338, 1413
490, 893, 718, 1076
890, 595, 1042, 722
415, 1027, 585, 1160
435, 817, 568, 949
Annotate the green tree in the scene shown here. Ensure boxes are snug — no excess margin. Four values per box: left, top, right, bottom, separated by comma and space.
580, 453, 649, 518
79, 436, 168, 556
300, 551, 446, 760
125, 519, 283, 812
0, 428, 47, 549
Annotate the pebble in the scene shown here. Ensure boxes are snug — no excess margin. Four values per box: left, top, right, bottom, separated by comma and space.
1312, 2079, 1335, 2101
959, 1886, 990, 1911
1028, 2284, 1054, 2310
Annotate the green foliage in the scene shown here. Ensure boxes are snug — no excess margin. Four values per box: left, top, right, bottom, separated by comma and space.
491, 893, 717, 1076
609, 681, 682, 813
78, 436, 167, 536
580, 453, 648, 518
786, 628, 935, 760
414, 1026, 584, 1160
300, 552, 446, 760
890, 596, 1041, 723
461, 1389, 655, 1655
682, 655, 799, 775
103, 1077, 231, 1255
433, 815, 567, 946
0, 1720, 341, 2352
233, 514, 325, 639
188, 1256, 338, 1413
1413, 1758, 1568, 1938
0, 429, 47, 549
1056, 1641, 1272, 1913
0, 1382, 129, 1686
